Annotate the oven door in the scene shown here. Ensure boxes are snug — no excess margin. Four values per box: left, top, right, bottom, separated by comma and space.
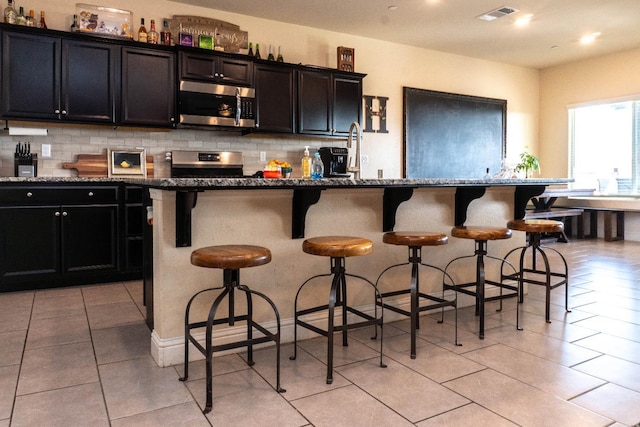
178, 81, 255, 127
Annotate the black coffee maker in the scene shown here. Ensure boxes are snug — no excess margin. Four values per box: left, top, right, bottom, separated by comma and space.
318, 147, 350, 177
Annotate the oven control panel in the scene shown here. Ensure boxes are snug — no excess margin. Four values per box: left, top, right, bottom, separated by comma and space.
198, 153, 221, 162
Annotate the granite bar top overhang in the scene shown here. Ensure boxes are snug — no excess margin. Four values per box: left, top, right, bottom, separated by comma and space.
128, 176, 573, 190
0, 176, 572, 189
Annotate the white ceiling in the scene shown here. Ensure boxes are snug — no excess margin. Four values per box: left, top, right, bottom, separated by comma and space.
171, 0, 640, 69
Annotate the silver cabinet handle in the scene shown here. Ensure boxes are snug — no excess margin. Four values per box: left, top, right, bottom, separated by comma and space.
62, 212, 68, 217
88, 192, 94, 197
61, 110, 67, 115
54, 109, 60, 114
54, 211, 61, 217
26, 192, 33, 197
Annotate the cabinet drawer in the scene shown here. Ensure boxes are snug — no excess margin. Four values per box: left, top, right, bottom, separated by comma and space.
0, 186, 119, 205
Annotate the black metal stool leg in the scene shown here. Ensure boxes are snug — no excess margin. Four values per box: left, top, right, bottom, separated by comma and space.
476, 240, 487, 339
203, 286, 231, 414
293, 251, 384, 384
238, 284, 286, 394
410, 258, 419, 359
326, 268, 341, 384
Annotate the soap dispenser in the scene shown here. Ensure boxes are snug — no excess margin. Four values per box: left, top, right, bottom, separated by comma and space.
301, 145, 311, 179
311, 151, 324, 180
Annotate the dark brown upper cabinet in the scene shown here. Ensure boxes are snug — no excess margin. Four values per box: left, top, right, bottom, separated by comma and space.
121, 46, 176, 127
1, 30, 117, 124
253, 62, 296, 133
297, 69, 364, 137
179, 49, 252, 86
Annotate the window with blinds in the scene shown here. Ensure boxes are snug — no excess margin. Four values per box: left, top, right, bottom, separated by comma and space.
569, 98, 639, 195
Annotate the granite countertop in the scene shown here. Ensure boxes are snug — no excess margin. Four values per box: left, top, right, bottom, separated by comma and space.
119, 176, 574, 190
0, 176, 573, 189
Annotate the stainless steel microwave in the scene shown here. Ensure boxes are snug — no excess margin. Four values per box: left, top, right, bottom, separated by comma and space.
178, 81, 256, 128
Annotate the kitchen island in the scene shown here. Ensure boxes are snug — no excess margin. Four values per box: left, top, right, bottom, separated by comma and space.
132, 176, 571, 367
1, 176, 571, 366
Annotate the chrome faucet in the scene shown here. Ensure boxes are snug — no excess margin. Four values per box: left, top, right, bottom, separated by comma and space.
346, 121, 362, 179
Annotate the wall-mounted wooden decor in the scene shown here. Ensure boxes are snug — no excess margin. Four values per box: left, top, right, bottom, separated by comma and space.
337, 46, 355, 72
168, 16, 248, 52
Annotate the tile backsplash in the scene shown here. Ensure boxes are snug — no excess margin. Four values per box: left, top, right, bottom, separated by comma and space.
0, 126, 344, 178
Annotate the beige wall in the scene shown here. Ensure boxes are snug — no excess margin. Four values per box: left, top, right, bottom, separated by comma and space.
2, 0, 539, 179
539, 47, 640, 241
539, 47, 640, 179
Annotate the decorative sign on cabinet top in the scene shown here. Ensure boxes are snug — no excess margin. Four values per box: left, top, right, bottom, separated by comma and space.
168, 15, 248, 52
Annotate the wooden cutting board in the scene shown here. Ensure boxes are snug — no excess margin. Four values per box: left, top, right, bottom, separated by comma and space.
63, 154, 155, 178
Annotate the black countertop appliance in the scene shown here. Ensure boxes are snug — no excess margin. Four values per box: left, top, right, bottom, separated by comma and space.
318, 147, 350, 178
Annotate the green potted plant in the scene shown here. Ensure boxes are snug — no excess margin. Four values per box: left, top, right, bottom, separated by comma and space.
515, 149, 541, 178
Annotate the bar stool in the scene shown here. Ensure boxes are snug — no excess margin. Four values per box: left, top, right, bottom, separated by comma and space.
502, 219, 571, 323
290, 236, 386, 384
444, 226, 519, 339
376, 231, 459, 358
179, 245, 285, 414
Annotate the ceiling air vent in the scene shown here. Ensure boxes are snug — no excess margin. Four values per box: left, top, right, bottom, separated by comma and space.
477, 6, 519, 21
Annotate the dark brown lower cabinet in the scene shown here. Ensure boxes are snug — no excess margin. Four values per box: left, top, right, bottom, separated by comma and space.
0, 184, 143, 292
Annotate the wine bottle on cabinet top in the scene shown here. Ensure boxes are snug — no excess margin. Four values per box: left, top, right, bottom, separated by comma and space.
147, 19, 158, 44
39, 10, 47, 29
70, 13, 78, 31
26, 9, 35, 26
16, 6, 26, 25
254, 43, 261, 59
161, 19, 171, 46
4, 0, 17, 24
138, 18, 148, 43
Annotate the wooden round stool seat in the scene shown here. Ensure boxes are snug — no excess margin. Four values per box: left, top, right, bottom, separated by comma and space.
383, 231, 448, 247
451, 226, 512, 241
191, 245, 271, 270
303, 236, 373, 257
507, 219, 564, 234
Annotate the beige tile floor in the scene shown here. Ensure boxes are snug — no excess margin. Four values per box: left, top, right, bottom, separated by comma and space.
1, 239, 640, 426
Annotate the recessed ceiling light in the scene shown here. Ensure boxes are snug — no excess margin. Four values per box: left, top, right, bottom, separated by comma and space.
477, 6, 519, 21
514, 14, 533, 27
580, 32, 601, 44
388, 5, 398, 11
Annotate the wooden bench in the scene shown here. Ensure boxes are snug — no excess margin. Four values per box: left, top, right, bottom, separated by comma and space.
524, 208, 584, 242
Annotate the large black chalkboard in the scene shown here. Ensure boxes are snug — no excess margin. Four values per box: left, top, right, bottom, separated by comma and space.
403, 87, 506, 178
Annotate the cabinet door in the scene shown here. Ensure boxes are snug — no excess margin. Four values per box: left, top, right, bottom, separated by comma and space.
62, 39, 117, 123
179, 51, 252, 86
254, 64, 295, 133
180, 50, 218, 82
62, 205, 118, 274
332, 75, 363, 136
121, 47, 176, 127
1, 31, 60, 120
297, 70, 331, 135
0, 206, 61, 285
218, 57, 252, 86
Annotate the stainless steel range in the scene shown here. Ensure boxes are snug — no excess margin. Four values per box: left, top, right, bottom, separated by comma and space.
170, 151, 247, 178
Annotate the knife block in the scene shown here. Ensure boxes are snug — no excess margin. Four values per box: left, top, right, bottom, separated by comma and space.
14, 153, 37, 177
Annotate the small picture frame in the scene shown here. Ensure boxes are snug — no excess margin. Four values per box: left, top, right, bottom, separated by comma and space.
108, 149, 146, 177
